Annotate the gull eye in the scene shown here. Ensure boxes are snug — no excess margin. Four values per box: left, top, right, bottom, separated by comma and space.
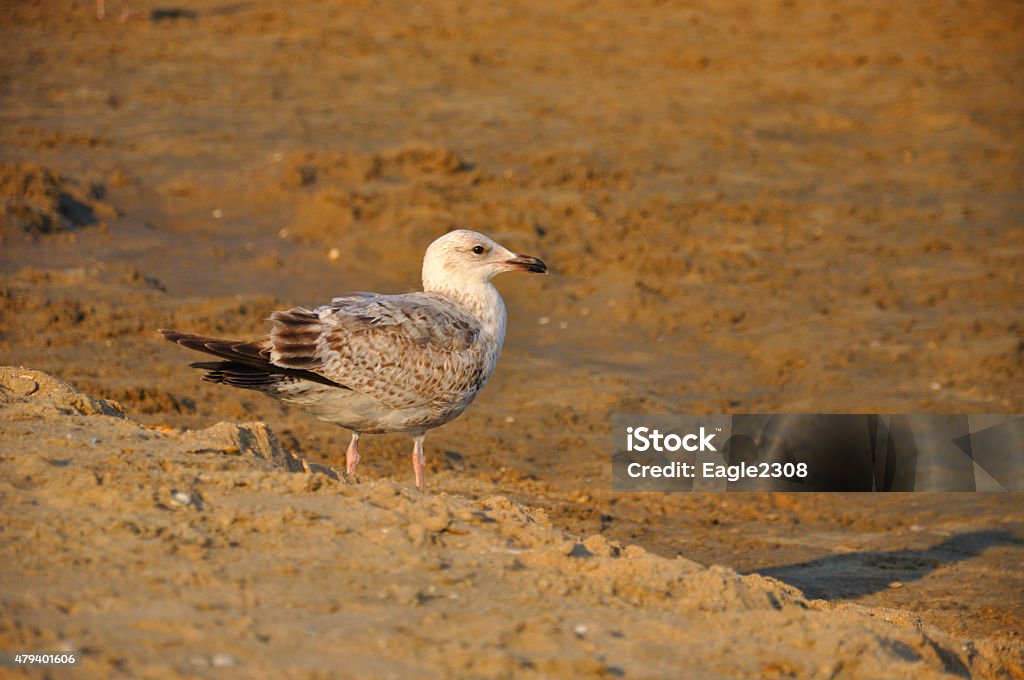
472, 245, 485, 255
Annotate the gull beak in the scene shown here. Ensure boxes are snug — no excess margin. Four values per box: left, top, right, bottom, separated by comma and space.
502, 254, 548, 274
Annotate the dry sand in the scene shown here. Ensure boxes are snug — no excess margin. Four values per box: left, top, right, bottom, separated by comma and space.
1, 0, 1022, 677
2, 367, 1021, 678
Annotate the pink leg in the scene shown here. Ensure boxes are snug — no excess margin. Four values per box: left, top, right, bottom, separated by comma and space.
97, 0, 105, 19
119, 1, 130, 22
411, 435, 426, 490
345, 432, 361, 474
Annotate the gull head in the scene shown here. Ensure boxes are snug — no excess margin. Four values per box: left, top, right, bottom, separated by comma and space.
422, 229, 547, 293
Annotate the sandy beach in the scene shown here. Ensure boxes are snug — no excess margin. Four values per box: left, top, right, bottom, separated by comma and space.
1, 1, 1022, 677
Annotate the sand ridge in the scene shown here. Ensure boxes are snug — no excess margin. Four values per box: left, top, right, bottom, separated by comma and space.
2, 367, 1021, 678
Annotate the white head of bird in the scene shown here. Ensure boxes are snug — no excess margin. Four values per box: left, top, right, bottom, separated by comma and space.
421, 230, 547, 295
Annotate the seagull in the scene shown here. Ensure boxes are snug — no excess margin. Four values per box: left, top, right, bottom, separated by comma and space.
161, 230, 547, 489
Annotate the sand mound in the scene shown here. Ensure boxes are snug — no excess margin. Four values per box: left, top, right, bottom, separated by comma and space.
1, 367, 1020, 678
0, 163, 117, 237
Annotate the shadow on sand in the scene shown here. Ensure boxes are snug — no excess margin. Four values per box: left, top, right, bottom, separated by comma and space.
752, 530, 1022, 600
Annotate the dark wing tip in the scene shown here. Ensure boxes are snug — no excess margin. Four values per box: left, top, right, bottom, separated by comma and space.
163, 328, 344, 389
160, 329, 195, 344
160, 329, 217, 351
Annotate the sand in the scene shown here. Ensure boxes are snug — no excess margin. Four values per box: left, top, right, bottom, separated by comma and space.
1, 367, 1021, 678
0, 0, 1022, 677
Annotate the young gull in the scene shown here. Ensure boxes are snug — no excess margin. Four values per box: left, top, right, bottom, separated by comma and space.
161, 230, 547, 489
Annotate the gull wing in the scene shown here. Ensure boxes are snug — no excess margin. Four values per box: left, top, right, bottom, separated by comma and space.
160, 330, 343, 388
270, 292, 486, 409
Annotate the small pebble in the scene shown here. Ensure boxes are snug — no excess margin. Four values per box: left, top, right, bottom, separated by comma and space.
538, 316, 550, 325
573, 623, 588, 637
328, 247, 341, 261
211, 653, 238, 667
212, 209, 223, 219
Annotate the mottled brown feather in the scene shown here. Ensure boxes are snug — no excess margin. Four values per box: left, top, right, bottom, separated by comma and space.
267, 293, 489, 412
